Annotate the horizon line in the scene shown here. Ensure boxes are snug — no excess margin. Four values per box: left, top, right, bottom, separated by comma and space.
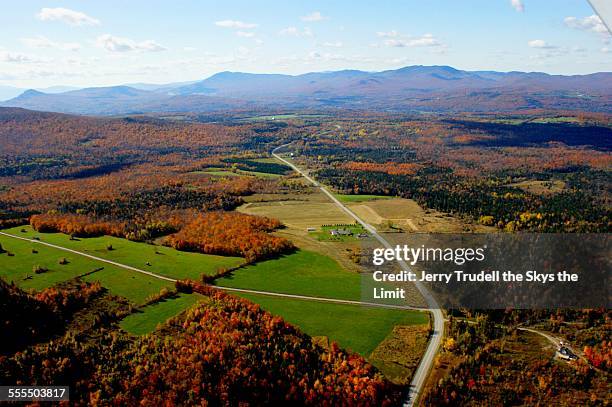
4, 63, 612, 92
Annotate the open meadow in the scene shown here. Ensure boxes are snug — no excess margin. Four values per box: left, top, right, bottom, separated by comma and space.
215, 249, 362, 300
119, 292, 206, 335
0, 226, 242, 332
2, 226, 243, 281
238, 292, 428, 355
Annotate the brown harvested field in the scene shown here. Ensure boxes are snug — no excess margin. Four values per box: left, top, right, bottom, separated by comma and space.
346, 198, 495, 233
369, 324, 430, 385
238, 189, 363, 272
239, 190, 353, 230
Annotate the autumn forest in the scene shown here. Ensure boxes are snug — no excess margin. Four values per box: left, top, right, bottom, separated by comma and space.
0, 105, 610, 406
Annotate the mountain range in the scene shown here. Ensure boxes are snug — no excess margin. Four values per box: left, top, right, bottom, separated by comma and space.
2, 65, 610, 115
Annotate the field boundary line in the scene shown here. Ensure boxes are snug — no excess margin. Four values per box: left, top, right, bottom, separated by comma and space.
216, 285, 428, 310
0, 231, 427, 311
0, 231, 176, 282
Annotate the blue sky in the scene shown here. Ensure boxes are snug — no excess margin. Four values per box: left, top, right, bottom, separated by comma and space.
0, 0, 610, 88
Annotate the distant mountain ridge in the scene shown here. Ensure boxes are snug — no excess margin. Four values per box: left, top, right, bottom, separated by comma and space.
2, 65, 611, 115
0, 85, 80, 101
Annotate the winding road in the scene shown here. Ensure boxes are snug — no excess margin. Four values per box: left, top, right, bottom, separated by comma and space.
272, 143, 444, 407
1, 144, 444, 405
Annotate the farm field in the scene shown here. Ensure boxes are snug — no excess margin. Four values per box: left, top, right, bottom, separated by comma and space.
238, 192, 354, 229
0, 231, 171, 304
345, 197, 495, 233
237, 292, 429, 356
1, 226, 243, 280
119, 293, 206, 335
191, 167, 282, 178
215, 249, 362, 300
334, 194, 393, 203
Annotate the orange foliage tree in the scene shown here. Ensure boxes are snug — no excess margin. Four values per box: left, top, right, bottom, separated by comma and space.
165, 212, 294, 262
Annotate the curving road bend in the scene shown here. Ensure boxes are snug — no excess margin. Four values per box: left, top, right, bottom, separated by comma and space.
272, 143, 444, 406
1, 143, 444, 405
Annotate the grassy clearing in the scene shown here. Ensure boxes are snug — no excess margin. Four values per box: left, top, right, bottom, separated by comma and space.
369, 325, 430, 385
252, 157, 281, 164
334, 194, 393, 203
0, 232, 172, 304
2, 226, 243, 280
192, 169, 242, 177
507, 179, 566, 195
120, 293, 205, 335
81, 267, 170, 305
237, 292, 428, 356
236, 169, 283, 178
215, 250, 362, 300
192, 168, 282, 178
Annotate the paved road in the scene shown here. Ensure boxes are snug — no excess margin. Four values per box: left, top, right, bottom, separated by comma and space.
0, 231, 425, 311
3, 146, 444, 404
272, 143, 444, 406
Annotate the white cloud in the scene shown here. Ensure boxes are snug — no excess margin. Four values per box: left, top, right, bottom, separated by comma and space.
301, 11, 326, 22
529, 45, 568, 60
96, 35, 167, 53
528, 39, 556, 49
383, 33, 441, 47
215, 20, 258, 29
136, 40, 166, 52
377, 30, 399, 38
408, 34, 441, 47
279, 26, 313, 37
564, 15, 608, 34
0, 51, 41, 63
36, 7, 100, 26
321, 41, 343, 48
510, 0, 524, 13
21, 36, 81, 52
236, 31, 255, 38
602, 47, 610, 53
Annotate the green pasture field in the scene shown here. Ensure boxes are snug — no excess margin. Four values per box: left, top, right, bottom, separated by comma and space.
252, 157, 281, 164
0, 232, 171, 304
2, 226, 242, 280
237, 292, 428, 356
120, 293, 205, 335
0, 226, 242, 305
333, 194, 393, 203
215, 250, 362, 300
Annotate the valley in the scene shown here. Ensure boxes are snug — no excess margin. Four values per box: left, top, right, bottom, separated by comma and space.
0, 105, 609, 405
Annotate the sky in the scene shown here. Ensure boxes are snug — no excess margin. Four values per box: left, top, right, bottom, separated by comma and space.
0, 0, 610, 88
